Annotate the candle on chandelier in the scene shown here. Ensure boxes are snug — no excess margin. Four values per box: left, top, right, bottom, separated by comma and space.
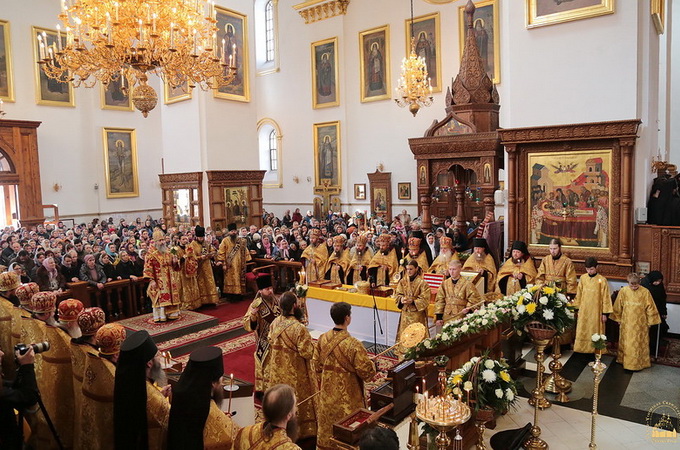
170, 24, 175, 49
56, 25, 63, 51
114, 2, 119, 22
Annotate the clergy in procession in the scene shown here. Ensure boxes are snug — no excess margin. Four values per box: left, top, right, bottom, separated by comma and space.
144, 229, 182, 322
573, 257, 612, 354
313, 302, 377, 450
175, 233, 200, 310
404, 230, 431, 272
367, 233, 400, 286
535, 238, 578, 297
190, 225, 219, 305
462, 238, 497, 293
300, 228, 329, 283
435, 260, 481, 326
0, 271, 21, 378
346, 233, 373, 284
395, 260, 431, 345
496, 241, 537, 295
168, 346, 239, 450
243, 275, 281, 397
610, 273, 661, 371
266, 292, 318, 442
428, 234, 458, 276
216, 223, 252, 299
325, 234, 351, 284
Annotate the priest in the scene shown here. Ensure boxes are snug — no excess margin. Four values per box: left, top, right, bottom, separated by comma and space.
435, 260, 481, 326
367, 234, 399, 286
462, 238, 497, 293
300, 228, 329, 283
190, 225, 219, 305
216, 223, 252, 299
403, 230, 431, 272
496, 241, 536, 295
535, 238, 578, 297
346, 233, 373, 284
394, 260, 431, 346
324, 235, 351, 284
144, 229, 182, 322
428, 234, 458, 276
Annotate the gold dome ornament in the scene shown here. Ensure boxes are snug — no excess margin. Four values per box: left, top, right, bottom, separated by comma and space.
131, 75, 157, 118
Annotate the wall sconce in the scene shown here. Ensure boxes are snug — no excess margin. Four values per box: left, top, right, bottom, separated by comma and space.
0, 99, 5, 118
307, 176, 312, 183
292, 176, 300, 184
53, 182, 62, 192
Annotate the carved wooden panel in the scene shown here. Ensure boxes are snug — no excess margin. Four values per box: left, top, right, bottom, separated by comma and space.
206, 170, 265, 230
159, 172, 203, 228
367, 170, 391, 221
635, 225, 680, 303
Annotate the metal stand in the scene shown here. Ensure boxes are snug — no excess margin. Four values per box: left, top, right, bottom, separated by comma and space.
588, 352, 607, 449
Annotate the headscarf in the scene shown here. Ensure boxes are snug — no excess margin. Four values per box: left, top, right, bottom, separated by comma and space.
43, 256, 58, 277
641, 271, 667, 316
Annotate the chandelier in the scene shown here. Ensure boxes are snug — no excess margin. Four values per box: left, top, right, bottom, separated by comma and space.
394, 0, 433, 116
38, 0, 236, 117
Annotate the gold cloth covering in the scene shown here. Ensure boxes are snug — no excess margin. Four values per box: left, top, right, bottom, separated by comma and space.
143, 247, 181, 314
71, 342, 98, 449
146, 381, 171, 450
301, 243, 329, 283
325, 249, 351, 285
203, 401, 239, 449
347, 246, 374, 284
367, 248, 399, 286
536, 254, 578, 295
41, 326, 75, 448
176, 245, 201, 310
394, 275, 431, 342
243, 292, 281, 392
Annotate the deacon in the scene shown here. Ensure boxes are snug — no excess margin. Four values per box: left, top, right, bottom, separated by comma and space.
168, 346, 239, 450
462, 237, 497, 293
347, 233, 373, 284
535, 238, 578, 297
496, 241, 537, 295
367, 234, 400, 286
144, 229, 182, 322
216, 223, 251, 299
190, 225, 219, 305
266, 292, 318, 442
243, 276, 281, 397
610, 273, 661, 371
325, 235, 351, 284
313, 302, 376, 450
404, 230, 431, 272
435, 260, 481, 326
394, 260, 431, 346
300, 228, 329, 283
428, 234, 458, 276
573, 257, 612, 354
114, 330, 171, 450
176, 233, 200, 310
0, 271, 21, 378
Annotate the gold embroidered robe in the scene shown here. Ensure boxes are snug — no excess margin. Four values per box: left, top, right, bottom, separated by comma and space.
20, 316, 52, 449
0, 296, 16, 378
265, 315, 318, 438
147, 381, 171, 450
143, 247, 181, 314
189, 239, 219, 305
10, 307, 30, 355
300, 243, 329, 283
405, 251, 430, 273
233, 423, 300, 450
536, 254, 578, 295
347, 247, 374, 285
367, 248, 399, 286
71, 342, 98, 450
80, 352, 116, 450
496, 257, 538, 295
434, 277, 481, 323
217, 236, 251, 295
203, 401, 239, 450
176, 245, 201, 310
462, 253, 497, 293
611, 286, 661, 370
41, 326, 75, 449
243, 293, 281, 392
325, 249, 351, 285
394, 275, 431, 342
573, 274, 612, 353
313, 329, 377, 450
428, 251, 459, 276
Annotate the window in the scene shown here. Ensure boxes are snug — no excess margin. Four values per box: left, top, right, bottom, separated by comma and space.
257, 118, 282, 188
255, 0, 279, 74
265, 0, 275, 63
268, 129, 278, 171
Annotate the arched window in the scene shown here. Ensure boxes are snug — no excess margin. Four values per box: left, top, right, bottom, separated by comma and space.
255, 0, 279, 74
265, 1, 275, 63
257, 118, 282, 188
268, 129, 278, 171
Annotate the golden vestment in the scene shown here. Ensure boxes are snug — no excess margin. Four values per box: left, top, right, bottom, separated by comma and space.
176, 245, 201, 310
611, 286, 661, 370
10, 307, 30, 355
573, 274, 612, 353
405, 251, 430, 273
301, 243, 329, 283
394, 275, 431, 342
189, 239, 219, 305
428, 251, 459, 276
217, 236, 251, 295
233, 423, 300, 450
0, 296, 16, 377
146, 381, 171, 450
20, 316, 52, 449
462, 253, 497, 293
71, 342, 99, 450
243, 293, 281, 392
203, 401, 239, 450
143, 247, 181, 315
367, 248, 399, 286
80, 352, 116, 450
41, 326, 75, 449
496, 257, 537, 295
21, 316, 46, 381
266, 315, 318, 439
347, 247, 374, 285
435, 277, 481, 323
536, 254, 578, 295
325, 249, 351, 285
313, 329, 377, 450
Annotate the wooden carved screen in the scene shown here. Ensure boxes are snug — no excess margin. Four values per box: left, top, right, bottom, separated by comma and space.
158, 172, 203, 228
206, 170, 265, 231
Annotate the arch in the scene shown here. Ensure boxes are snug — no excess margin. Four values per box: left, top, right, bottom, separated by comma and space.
257, 118, 283, 188
0, 147, 17, 173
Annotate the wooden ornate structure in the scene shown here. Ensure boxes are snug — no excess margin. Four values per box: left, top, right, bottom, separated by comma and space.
408, 1, 503, 232
0, 119, 45, 227
293, 0, 350, 24
367, 170, 391, 220
206, 170, 265, 230
159, 172, 203, 228
499, 119, 641, 279
635, 225, 680, 303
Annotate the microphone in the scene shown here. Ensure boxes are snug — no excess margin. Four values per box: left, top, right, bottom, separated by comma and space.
368, 275, 376, 288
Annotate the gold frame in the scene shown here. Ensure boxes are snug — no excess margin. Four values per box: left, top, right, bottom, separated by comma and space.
651, 0, 665, 34
359, 25, 391, 103
313, 121, 341, 192
0, 20, 15, 102
354, 183, 366, 200
257, 117, 283, 189
423, 0, 455, 3
406, 12, 442, 93
458, 0, 500, 84
164, 81, 192, 105
214, 6, 250, 102
32, 26, 74, 107
100, 73, 132, 111
526, 0, 615, 29
398, 182, 411, 200
102, 127, 139, 198
311, 37, 340, 109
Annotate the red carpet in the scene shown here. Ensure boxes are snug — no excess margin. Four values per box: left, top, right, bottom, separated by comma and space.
198, 300, 250, 323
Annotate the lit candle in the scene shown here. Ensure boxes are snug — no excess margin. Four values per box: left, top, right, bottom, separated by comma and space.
57, 25, 62, 51
115, 2, 119, 21
424, 390, 428, 414
232, 43, 236, 64
227, 373, 234, 414
170, 24, 175, 49
139, 19, 143, 46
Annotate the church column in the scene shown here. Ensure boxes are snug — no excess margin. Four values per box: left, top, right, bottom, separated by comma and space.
506, 144, 518, 241
454, 183, 466, 231
620, 139, 635, 259
421, 194, 432, 233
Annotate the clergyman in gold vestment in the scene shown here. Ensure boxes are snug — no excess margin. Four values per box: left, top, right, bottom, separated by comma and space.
367, 234, 400, 286
573, 258, 612, 354
435, 260, 481, 325
217, 223, 252, 296
313, 302, 376, 450
300, 228, 329, 283
394, 260, 431, 345
346, 234, 373, 285
190, 225, 219, 305
462, 238, 497, 293
428, 235, 458, 276
325, 235, 351, 285
496, 241, 536, 296
176, 234, 201, 310
535, 239, 578, 296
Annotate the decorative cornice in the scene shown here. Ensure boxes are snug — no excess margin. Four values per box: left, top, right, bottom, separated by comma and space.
409, 132, 501, 157
499, 119, 642, 145
293, 0, 349, 24
0, 119, 42, 129
206, 170, 266, 183
158, 172, 202, 184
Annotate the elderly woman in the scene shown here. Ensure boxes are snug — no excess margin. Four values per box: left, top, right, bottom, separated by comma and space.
79, 254, 107, 289
35, 257, 66, 291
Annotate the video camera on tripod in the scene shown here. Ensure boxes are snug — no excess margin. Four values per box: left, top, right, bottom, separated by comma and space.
14, 341, 50, 356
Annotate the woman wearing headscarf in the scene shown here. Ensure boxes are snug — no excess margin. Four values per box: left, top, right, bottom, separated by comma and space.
99, 253, 119, 282
641, 271, 669, 354
8, 262, 30, 284
35, 256, 66, 291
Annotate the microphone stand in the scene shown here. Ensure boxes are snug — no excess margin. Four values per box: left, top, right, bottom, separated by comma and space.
368, 275, 384, 354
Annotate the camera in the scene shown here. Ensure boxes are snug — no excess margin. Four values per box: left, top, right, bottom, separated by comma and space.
14, 342, 50, 355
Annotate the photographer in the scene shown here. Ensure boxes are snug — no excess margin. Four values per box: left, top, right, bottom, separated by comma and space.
0, 345, 39, 450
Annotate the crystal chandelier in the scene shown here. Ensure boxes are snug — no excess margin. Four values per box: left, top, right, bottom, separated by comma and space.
394, 0, 433, 117
38, 0, 236, 117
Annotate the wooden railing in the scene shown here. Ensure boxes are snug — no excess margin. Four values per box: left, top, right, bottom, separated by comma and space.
56, 278, 151, 322
252, 257, 302, 291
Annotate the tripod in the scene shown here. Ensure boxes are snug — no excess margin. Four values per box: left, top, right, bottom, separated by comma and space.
367, 275, 384, 354
18, 391, 65, 450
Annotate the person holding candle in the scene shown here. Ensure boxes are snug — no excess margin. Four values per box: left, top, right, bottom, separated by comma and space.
347, 232, 373, 284
573, 257, 612, 354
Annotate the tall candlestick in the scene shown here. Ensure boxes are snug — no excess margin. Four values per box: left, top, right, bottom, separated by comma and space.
227, 373, 234, 413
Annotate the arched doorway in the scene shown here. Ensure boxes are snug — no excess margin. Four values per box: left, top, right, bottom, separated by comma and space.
0, 151, 20, 227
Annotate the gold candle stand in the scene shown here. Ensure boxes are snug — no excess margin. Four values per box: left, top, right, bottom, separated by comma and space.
475, 407, 495, 450
588, 352, 607, 449
544, 335, 572, 402
525, 323, 557, 450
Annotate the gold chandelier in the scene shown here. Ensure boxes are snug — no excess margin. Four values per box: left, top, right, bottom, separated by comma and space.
38, 0, 236, 117
394, 0, 433, 116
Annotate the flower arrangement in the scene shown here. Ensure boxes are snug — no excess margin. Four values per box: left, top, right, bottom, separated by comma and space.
447, 353, 519, 413
591, 333, 607, 351
292, 283, 308, 298
511, 284, 575, 335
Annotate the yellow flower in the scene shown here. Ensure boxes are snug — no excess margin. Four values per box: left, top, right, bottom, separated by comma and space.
529, 285, 540, 293
543, 287, 555, 295
451, 374, 462, 385
500, 371, 511, 382
516, 298, 524, 306
526, 303, 537, 314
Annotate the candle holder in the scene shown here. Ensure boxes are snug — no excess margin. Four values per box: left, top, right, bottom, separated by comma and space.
588, 351, 607, 449
415, 395, 471, 450
544, 334, 572, 402
474, 407, 495, 450
525, 322, 557, 450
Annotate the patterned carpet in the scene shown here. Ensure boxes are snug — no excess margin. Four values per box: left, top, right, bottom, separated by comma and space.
117, 310, 218, 342
655, 338, 680, 368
